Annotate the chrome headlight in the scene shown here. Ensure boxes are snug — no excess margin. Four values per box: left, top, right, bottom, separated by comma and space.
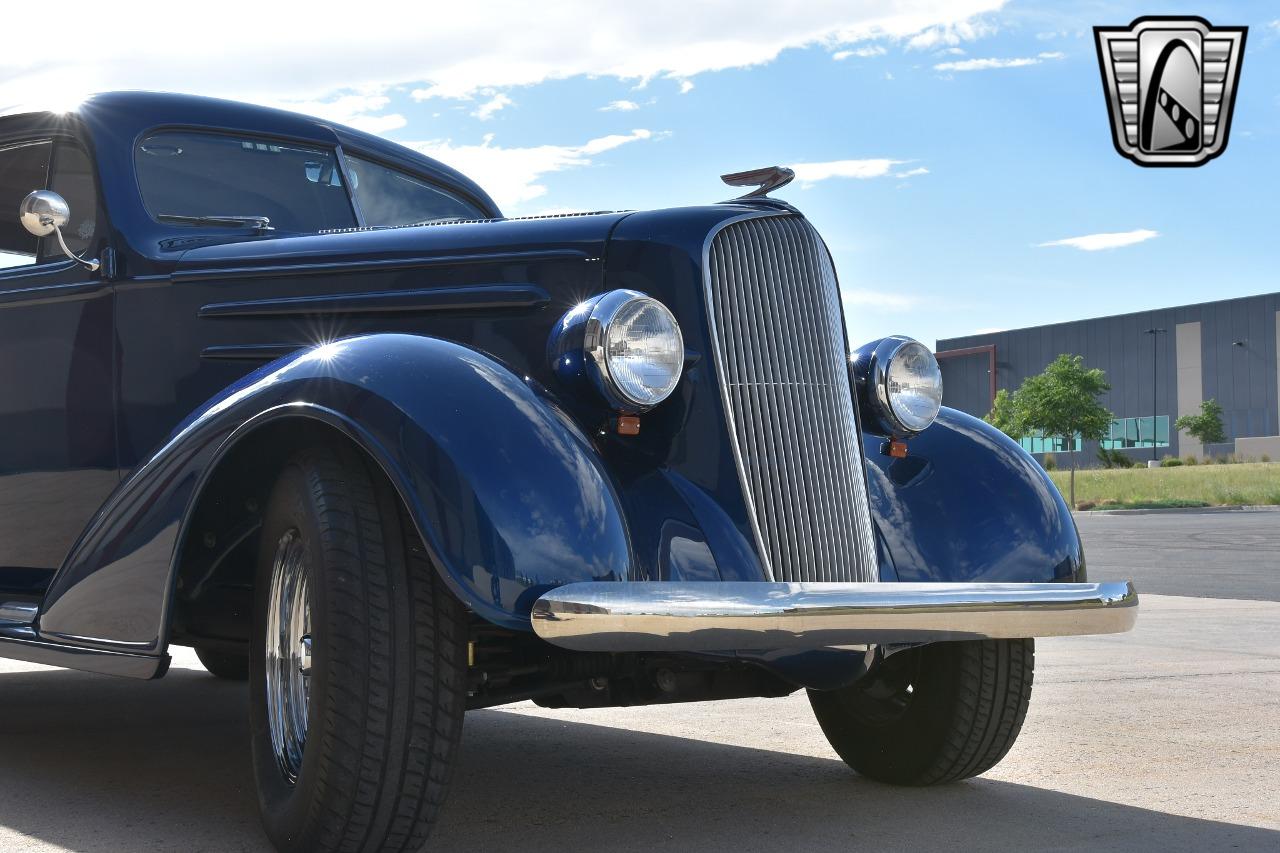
861, 336, 944, 435
552, 289, 684, 411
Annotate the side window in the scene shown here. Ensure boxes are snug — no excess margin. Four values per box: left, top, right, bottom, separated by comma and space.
0, 141, 52, 270
135, 131, 358, 233
39, 143, 99, 260
345, 155, 483, 227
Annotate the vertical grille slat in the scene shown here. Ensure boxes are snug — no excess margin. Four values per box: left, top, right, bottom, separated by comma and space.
705, 214, 878, 584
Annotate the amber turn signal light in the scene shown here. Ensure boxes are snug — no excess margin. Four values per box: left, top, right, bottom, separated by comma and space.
614, 416, 641, 436
881, 439, 908, 458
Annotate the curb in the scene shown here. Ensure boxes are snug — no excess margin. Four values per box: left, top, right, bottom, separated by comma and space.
1074, 505, 1280, 517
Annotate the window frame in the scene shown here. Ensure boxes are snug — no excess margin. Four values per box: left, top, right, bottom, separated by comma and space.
1019, 431, 1083, 455
128, 126, 489, 236
0, 134, 104, 287
1099, 415, 1171, 450
0, 137, 53, 275
131, 127, 362, 234
337, 148, 490, 229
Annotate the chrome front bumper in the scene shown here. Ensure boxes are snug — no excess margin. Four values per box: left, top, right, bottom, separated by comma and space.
530, 581, 1138, 652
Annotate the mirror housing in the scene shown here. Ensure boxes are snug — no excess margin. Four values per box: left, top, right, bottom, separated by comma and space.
18, 190, 99, 271
19, 190, 70, 237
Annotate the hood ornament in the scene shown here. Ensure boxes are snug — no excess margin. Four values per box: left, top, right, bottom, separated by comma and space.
721, 166, 795, 199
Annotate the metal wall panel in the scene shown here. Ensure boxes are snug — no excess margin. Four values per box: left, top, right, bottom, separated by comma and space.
938, 351, 991, 417
937, 292, 1280, 463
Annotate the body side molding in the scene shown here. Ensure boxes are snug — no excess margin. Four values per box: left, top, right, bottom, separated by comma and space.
198, 284, 550, 319
173, 249, 587, 283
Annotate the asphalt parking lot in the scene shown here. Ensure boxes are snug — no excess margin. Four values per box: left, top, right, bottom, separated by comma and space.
1076, 508, 1280, 601
1, 509, 1277, 852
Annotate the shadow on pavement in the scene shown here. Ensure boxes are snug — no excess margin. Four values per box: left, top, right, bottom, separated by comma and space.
0, 666, 1274, 853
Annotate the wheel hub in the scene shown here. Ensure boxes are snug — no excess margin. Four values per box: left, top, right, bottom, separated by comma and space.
265, 528, 311, 784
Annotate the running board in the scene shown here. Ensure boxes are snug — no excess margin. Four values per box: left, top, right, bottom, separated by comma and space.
531, 581, 1138, 653
0, 626, 169, 679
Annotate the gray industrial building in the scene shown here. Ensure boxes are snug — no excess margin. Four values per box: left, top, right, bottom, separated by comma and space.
936, 291, 1280, 464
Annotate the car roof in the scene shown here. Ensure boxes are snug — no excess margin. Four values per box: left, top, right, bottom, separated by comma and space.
1, 91, 500, 216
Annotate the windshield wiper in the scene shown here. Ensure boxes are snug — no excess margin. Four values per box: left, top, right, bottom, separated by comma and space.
158, 213, 274, 231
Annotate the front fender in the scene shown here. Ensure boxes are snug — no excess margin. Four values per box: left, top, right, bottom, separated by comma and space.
866, 407, 1085, 584
38, 334, 631, 652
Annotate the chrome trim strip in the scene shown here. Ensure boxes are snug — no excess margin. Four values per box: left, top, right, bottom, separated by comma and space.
0, 601, 38, 625
531, 581, 1139, 652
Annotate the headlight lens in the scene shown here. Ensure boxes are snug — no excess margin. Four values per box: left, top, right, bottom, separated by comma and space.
864, 336, 943, 434
602, 296, 685, 407
565, 289, 683, 410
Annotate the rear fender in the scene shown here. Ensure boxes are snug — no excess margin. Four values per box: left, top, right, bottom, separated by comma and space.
37, 334, 631, 654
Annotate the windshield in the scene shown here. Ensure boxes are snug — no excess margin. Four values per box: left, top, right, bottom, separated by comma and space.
135, 131, 358, 233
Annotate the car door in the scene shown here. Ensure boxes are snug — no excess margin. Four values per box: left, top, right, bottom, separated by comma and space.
0, 135, 116, 594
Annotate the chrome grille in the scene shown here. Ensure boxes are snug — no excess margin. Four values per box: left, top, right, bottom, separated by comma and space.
704, 214, 878, 583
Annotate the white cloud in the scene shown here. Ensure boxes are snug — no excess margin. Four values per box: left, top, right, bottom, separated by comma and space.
938, 47, 967, 55
1037, 229, 1159, 252
600, 100, 640, 111
791, 158, 906, 186
472, 92, 513, 120
678, 80, 696, 94
260, 91, 407, 134
841, 288, 919, 311
791, 159, 927, 187
834, 45, 888, 60
0, 1, 1007, 116
907, 19, 996, 50
934, 50, 1064, 72
408, 128, 662, 209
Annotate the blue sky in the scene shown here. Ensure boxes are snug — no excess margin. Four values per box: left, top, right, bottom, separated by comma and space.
4, 1, 1277, 348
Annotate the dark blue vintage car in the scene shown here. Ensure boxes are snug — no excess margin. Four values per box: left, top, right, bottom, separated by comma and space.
0, 92, 1136, 852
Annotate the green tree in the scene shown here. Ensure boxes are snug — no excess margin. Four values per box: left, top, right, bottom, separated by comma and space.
984, 354, 1113, 508
984, 388, 1025, 440
1174, 399, 1226, 446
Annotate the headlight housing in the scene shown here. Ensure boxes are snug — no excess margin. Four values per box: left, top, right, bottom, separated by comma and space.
859, 336, 944, 435
552, 289, 684, 412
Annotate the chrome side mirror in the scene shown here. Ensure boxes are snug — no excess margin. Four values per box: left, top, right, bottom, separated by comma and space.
19, 190, 100, 272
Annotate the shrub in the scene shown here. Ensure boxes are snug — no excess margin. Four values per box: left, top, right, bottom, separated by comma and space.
1263, 454, 1272, 464
1183, 455, 1199, 465
1041, 453, 1057, 471
1097, 447, 1135, 469
1160, 457, 1183, 467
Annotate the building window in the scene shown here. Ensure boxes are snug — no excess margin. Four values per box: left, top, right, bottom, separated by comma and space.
1019, 432, 1082, 454
1099, 416, 1169, 450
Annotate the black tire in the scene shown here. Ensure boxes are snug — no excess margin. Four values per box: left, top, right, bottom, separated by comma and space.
809, 639, 1033, 785
249, 442, 467, 853
195, 646, 249, 680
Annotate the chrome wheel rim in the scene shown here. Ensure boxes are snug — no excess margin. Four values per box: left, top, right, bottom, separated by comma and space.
265, 528, 311, 784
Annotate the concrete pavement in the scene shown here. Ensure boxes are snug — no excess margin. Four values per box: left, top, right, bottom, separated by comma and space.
1, 593, 1276, 852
